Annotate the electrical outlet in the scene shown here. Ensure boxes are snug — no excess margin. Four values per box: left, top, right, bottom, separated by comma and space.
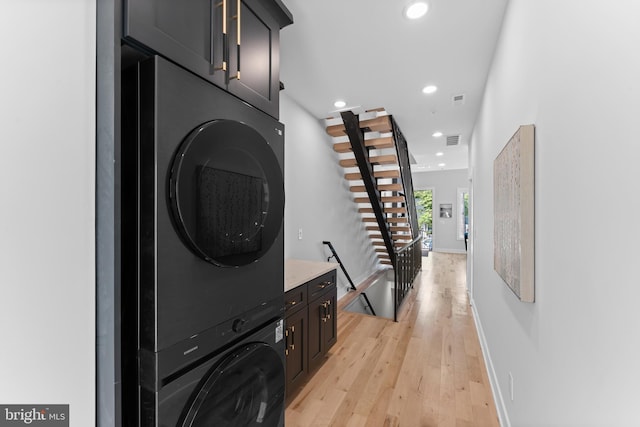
508, 372, 514, 401
298, 228, 303, 240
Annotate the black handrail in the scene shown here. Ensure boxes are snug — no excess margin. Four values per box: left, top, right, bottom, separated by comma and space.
323, 241, 377, 317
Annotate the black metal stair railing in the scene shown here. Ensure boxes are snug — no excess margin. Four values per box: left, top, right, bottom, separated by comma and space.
389, 115, 422, 320
393, 236, 422, 321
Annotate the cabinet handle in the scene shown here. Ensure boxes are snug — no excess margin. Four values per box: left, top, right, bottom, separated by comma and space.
290, 325, 295, 350
214, 0, 228, 72
230, 0, 241, 80
318, 281, 332, 290
326, 300, 331, 320
285, 328, 289, 356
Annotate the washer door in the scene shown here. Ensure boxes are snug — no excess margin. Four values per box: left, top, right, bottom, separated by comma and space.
170, 119, 284, 267
181, 343, 285, 427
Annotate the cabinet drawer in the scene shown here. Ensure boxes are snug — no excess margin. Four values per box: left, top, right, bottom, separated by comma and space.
307, 271, 336, 301
285, 286, 307, 315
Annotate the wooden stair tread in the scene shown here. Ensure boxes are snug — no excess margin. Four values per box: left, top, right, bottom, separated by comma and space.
367, 225, 412, 233
373, 241, 408, 247
369, 234, 412, 241
381, 196, 406, 203
385, 217, 409, 223
353, 195, 403, 203
358, 207, 407, 214
326, 115, 392, 137
339, 154, 398, 168
384, 207, 407, 214
350, 183, 402, 192
362, 217, 408, 224
344, 169, 400, 180
333, 136, 395, 153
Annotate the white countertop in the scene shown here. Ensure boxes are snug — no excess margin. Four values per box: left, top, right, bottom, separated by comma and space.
285, 259, 339, 292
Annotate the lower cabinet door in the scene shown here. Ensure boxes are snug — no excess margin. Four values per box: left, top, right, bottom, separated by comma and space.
322, 292, 337, 350
285, 308, 307, 397
307, 297, 323, 372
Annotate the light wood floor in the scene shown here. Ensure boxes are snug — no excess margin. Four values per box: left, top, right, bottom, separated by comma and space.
285, 252, 500, 427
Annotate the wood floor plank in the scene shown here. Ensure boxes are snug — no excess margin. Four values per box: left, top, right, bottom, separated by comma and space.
285, 253, 500, 427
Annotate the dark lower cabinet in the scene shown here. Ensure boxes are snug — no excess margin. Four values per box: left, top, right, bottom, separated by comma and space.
308, 288, 337, 372
122, 0, 293, 118
284, 269, 337, 400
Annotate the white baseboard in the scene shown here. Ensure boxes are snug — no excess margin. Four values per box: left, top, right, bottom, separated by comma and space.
433, 248, 467, 254
470, 297, 510, 427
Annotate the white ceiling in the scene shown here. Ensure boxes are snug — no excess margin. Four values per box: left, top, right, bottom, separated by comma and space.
279, 0, 508, 172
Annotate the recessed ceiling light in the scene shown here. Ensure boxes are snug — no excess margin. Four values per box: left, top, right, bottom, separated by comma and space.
404, 1, 429, 19
438, 163, 446, 167
334, 100, 346, 108
432, 131, 443, 137
422, 85, 438, 94
436, 152, 444, 156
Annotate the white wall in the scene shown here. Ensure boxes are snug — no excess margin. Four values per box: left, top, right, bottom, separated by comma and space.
413, 168, 468, 253
281, 94, 379, 298
470, 1, 640, 426
0, 1, 96, 425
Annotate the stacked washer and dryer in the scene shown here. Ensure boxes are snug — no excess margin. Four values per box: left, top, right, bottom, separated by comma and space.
120, 2, 292, 426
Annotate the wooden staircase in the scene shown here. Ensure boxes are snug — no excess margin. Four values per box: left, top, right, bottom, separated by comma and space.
325, 108, 416, 267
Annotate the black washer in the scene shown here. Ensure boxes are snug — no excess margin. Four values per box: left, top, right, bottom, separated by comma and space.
181, 343, 284, 426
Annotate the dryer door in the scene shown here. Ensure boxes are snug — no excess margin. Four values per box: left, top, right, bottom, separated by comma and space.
170, 119, 284, 267
181, 342, 285, 427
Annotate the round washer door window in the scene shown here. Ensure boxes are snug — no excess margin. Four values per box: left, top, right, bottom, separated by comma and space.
170, 120, 284, 267
181, 343, 285, 427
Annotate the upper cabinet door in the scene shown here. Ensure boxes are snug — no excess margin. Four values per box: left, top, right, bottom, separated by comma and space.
226, 0, 280, 118
123, 0, 227, 88
123, 0, 293, 118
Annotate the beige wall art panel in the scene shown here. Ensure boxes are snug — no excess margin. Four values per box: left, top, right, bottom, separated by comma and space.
494, 124, 535, 302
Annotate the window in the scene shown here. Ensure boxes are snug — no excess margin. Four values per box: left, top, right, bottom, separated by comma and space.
457, 188, 469, 240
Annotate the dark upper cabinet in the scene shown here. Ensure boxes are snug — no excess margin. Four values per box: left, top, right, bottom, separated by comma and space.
123, 0, 292, 118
